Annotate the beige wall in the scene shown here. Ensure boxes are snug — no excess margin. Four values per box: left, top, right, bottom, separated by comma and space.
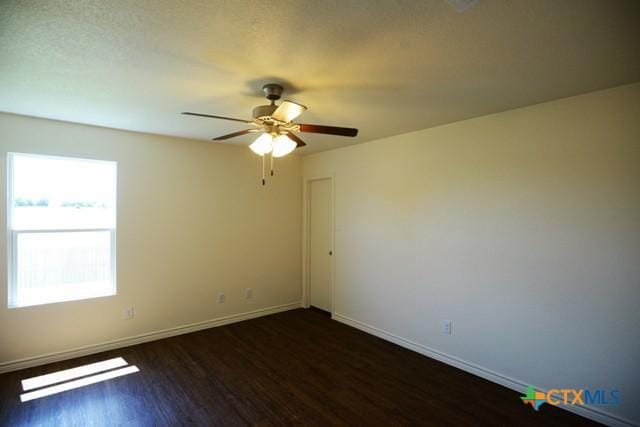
0, 113, 302, 365
303, 83, 640, 424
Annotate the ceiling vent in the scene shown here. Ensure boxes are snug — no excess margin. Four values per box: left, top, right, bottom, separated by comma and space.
445, 0, 479, 12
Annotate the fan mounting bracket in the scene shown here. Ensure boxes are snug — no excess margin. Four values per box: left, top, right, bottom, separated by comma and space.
262, 83, 283, 101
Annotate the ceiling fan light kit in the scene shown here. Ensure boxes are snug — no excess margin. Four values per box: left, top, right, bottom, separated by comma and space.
182, 83, 359, 186
249, 133, 273, 155
272, 135, 297, 157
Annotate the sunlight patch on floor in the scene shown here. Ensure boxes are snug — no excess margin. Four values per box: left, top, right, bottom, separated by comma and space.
22, 357, 128, 391
20, 357, 139, 402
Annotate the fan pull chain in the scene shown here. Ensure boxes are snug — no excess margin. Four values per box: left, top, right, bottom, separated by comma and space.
261, 154, 266, 186
270, 154, 274, 176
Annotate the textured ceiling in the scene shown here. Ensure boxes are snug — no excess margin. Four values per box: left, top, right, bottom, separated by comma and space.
1, 0, 639, 154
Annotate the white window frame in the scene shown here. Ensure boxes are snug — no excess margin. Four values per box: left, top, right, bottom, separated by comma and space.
7, 152, 117, 308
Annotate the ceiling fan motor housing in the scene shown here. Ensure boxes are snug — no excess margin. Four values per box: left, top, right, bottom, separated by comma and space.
253, 83, 284, 119
253, 104, 278, 120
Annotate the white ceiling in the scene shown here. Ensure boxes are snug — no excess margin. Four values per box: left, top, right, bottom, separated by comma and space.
1, 0, 639, 154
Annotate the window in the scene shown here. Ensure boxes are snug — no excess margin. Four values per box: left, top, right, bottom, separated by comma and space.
7, 153, 117, 308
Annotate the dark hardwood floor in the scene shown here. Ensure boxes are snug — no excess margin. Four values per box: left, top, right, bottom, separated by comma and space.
0, 308, 599, 426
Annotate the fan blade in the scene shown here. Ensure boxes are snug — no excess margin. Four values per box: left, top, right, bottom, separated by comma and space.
272, 100, 307, 123
298, 124, 358, 137
212, 129, 259, 141
182, 112, 253, 124
286, 132, 307, 147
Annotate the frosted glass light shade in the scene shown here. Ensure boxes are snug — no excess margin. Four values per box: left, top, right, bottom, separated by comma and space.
271, 135, 297, 157
249, 133, 273, 155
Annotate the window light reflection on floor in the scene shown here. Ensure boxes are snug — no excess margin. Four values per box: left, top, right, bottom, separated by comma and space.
22, 357, 128, 391
20, 358, 139, 402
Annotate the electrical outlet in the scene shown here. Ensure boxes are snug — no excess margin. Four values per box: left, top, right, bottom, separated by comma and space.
124, 307, 134, 320
442, 320, 452, 335
244, 288, 253, 299
217, 292, 226, 303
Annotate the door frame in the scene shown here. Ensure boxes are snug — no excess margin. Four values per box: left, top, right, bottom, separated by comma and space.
302, 175, 335, 314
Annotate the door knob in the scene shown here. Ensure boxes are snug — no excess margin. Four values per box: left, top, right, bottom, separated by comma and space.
329, 251, 333, 256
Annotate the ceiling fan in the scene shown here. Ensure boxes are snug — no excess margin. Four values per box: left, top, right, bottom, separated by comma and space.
182, 83, 358, 185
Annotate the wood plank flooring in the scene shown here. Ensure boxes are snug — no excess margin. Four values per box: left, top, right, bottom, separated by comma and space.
0, 308, 599, 426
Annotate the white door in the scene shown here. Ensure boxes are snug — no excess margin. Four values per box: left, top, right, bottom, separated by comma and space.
309, 179, 332, 312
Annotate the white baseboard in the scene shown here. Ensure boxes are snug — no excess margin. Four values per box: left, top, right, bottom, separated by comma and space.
0, 301, 301, 374
332, 312, 636, 427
